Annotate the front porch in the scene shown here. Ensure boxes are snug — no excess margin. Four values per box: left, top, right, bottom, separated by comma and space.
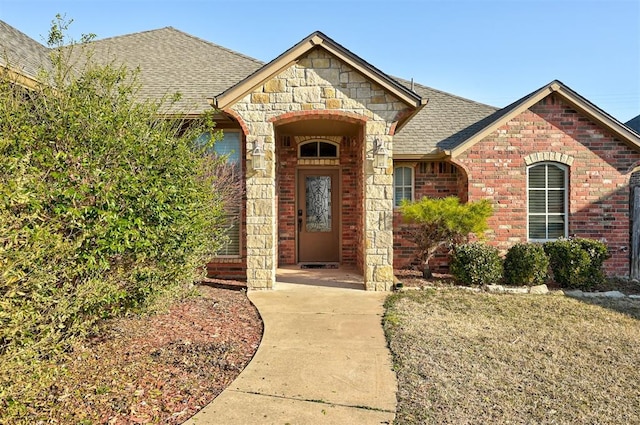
207, 32, 425, 290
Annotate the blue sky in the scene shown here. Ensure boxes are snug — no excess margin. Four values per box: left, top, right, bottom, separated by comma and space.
1, 0, 638, 122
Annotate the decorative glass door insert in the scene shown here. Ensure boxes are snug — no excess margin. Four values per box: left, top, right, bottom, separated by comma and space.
305, 176, 332, 232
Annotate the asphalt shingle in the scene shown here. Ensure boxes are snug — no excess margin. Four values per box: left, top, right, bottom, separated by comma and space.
392, 78, 498, 155
75, 27, 264, 115
0, 21, 505, 153
0, 20, 52, 80
627, 115, 640, 135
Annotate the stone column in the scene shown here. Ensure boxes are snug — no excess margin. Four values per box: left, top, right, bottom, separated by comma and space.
245, 127, 277, 290
364, 122, 394, 291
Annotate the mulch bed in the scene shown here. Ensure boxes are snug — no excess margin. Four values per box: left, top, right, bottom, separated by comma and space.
45, 283, 262, 424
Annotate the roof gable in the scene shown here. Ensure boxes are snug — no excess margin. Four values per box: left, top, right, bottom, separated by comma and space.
446, 80, 640, 157
213, 31, 425, 116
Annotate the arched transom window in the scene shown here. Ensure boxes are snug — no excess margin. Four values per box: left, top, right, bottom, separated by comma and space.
298, 140, 339, 158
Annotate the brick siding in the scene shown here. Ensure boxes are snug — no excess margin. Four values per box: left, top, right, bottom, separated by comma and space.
454, 94, 640, 276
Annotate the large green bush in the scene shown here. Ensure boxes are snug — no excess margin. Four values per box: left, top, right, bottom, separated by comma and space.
543, 238, 610, 289
0, 17, 231, 417
450, 242, 503, 286
503, 243, 549, 286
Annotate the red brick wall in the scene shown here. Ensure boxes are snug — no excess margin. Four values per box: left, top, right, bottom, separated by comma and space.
277, 138, 297, 265
455, 95, 640, 276
341, 137, 360, 265
393, 161, 462, 271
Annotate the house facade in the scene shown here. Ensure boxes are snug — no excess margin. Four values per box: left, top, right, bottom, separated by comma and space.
3, 21, 640, 290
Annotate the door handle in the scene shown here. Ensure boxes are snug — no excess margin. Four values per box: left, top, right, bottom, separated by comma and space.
298, 217, 303, 232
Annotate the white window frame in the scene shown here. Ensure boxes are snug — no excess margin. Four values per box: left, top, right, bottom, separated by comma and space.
527, 162, 568, 242
393, 165, 414, 207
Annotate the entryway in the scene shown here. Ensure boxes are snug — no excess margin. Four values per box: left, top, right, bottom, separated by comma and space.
297, 168, 340, 263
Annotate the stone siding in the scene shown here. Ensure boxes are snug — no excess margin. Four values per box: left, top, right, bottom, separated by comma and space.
230, 48, 412, 290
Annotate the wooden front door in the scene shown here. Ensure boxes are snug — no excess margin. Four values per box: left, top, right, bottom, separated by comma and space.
297, 169, 340, 263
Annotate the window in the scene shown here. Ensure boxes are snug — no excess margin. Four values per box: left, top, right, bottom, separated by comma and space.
197, 130, 242, 256
528, 162, 567, 241
299, 140, 338, 158
394, 166, 414, 207
196, 131, 241, 164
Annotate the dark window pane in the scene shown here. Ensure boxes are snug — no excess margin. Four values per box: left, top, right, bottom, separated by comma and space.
318, 142, 337, 157
394, 170, 403, 185
214, 132, 241, 164
548, 190, 565, 213
300, 142, 317, 157
402, 167, 412, 182
529, 215, 547, 239
548, 217, 565, 239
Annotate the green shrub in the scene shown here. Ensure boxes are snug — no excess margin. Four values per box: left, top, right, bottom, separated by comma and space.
450, 242, 503, 286
503, 243, 549, 286
543, 238, 609, 289
0, 17, 233, 418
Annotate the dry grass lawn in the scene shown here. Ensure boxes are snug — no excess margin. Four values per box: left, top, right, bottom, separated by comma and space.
384, 290, 640, 424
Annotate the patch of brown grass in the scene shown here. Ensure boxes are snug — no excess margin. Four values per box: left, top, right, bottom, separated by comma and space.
384, 290, 640, 424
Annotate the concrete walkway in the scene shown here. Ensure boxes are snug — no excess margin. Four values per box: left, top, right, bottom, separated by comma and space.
186, 267, 397, 424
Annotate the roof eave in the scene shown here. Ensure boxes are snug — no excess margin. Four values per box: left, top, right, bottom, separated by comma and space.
393, 151, 450, 161
2, 65, 41, 90
394, 98, 429, 133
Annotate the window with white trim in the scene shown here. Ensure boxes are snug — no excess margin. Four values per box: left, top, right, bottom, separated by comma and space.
394, 166, 414, 207
197, 130, 242, 256
527, 162, 568, 241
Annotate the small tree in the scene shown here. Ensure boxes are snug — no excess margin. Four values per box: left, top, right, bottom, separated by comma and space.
399, 196, 493, 278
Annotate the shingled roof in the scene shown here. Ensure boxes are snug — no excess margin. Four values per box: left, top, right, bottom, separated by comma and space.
79, 27, 264, 115
0, 20, 52, 84
15, 21, 619, 156
391, 78, 498, 157
627, 115, 640, 135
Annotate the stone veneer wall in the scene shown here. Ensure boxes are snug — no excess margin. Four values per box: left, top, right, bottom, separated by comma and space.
229, 48, 412, 290
455, 95, 640, 276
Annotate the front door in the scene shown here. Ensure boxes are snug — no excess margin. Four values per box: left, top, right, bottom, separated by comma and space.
297, 169, 340, 263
